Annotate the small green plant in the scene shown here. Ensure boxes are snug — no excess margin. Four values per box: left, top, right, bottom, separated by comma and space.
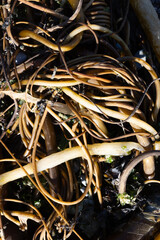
105, 155, 114, 164
117, 193, 136, 206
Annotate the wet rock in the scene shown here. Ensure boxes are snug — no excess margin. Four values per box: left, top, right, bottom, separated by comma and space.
15, 52, 27, 65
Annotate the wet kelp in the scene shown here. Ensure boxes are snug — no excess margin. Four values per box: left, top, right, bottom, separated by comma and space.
1, 0, 160, 239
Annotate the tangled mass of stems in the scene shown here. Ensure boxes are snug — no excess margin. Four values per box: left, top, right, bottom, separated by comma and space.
1, 0, 160, 239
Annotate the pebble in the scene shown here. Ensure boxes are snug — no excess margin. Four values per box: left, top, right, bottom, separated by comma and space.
15, 51, 27, 65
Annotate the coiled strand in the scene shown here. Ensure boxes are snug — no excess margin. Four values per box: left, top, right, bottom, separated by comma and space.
83, 0, 111, 28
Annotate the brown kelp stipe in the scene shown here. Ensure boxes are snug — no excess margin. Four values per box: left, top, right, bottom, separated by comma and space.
1, 0, 160, 239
